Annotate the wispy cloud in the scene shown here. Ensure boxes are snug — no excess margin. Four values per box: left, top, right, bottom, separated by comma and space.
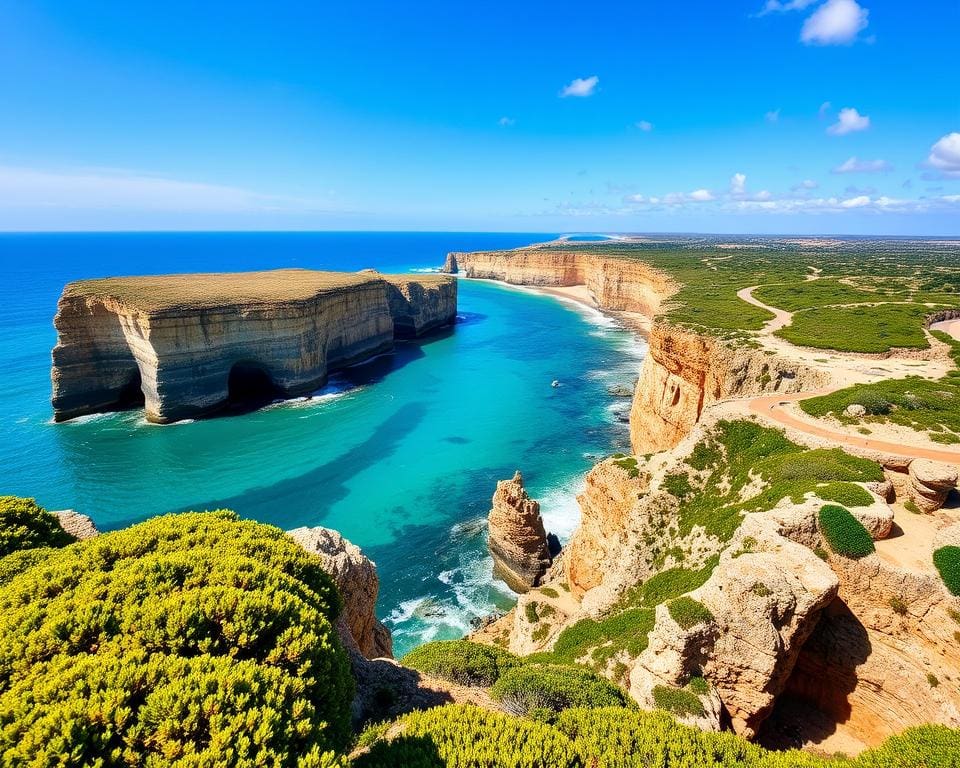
925, 132, 960, 179
765, 108, 781, 124
498, 116, 516, 127
818, 101, 832, 118
801, 0, 869, 45
560, 76, 599, 98
635, 120, 654, 132
757, 0, 819, 15
0, 165, 331, 213
792, 179, 820, 190
832, 156, 893, 174
827, 107, 870, 135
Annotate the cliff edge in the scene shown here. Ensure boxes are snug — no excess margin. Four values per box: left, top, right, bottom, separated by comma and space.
51, 268, 456, 423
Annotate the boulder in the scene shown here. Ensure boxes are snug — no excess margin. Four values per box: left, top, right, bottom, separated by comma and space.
52, 509, 99, 540
844, 404, 867, 418
288, 526, 393, 659
630, 516, 839, 739
488, 471, 552, 593
908, 459, 958, 512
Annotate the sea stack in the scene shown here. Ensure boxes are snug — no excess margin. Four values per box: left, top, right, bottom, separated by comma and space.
487, 470, 552, 593
51, 268, 456, 423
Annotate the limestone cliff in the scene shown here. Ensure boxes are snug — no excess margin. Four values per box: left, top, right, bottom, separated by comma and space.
288, 525, 393, 659
51, 269, 456, 423
443, 247, 823, 455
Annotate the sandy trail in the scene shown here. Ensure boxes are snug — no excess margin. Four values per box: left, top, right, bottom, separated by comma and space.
737, 286, 793, 332
744, 391, 960, 464
930, 317, 960, 341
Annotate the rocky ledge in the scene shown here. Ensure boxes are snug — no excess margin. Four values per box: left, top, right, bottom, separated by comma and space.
51, 269, 456, 423
487, 471, 553, 593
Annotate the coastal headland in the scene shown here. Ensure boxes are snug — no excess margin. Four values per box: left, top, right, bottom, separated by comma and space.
446, 237, 960, 753
50, 268, 457, 423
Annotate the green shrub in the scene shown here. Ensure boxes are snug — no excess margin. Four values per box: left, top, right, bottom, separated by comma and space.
0, 496, 73, 557
667, 596, 714, 629
686, 676, 709, 695
933, 546, 960, 596
353, 705, 579, 768
663, 471, 693, 500
525, 601, 540, 623
491, 665, 629, 718
541, 586, 560, 598
0, 547, 55, 587
818, 504, 875, 559
0, 511, 353, 765
903, 500, 922, 514
856, 724, 960, 768
751, 582, 773, 598
815, 482, 874, 508
888, 596, 909, 616
401, 640, 521, 687
613, 457, 640, 479
651, 685, 705, 718
543, 608, 656, 667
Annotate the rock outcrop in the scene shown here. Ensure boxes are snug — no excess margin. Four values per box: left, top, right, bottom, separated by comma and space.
52, 509, 99, 540
487, 471, 552, 593
288, 525, 393, 659
908, 459, 958, 512
52, 269, 456, 423
629, 516, 839, 739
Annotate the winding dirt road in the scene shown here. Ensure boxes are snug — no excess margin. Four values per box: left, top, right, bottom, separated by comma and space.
731, 287, 960, 465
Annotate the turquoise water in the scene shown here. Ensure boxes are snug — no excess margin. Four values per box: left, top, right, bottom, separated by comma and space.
1, 232, 643, 656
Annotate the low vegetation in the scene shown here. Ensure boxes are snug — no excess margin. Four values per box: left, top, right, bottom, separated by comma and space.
0, 510, 353, 766
652, 685, 706, 718
355, 704, 960, 768
933, 546, 960, 596
776, 303, 936, 353
490, 665, 630, 718
814, 482, 874, 508
667, 596, 714, 630
401, 640, 521, 686
0, 495, 72, 557
818, 504, 876, 559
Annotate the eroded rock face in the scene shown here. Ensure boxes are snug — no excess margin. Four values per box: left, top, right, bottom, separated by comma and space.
488, 472, 551, 593
52, 509, 99, 540
288, 526, 393, 659
908, 459, 958, 512
52, 270, 456, 423
630, 324, 826, 454
629, 516, 839, 739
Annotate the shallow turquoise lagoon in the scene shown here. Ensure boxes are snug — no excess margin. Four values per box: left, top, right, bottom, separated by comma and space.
1, 232, 642, 655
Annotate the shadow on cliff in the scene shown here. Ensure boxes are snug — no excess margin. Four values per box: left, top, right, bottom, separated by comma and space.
757, 597, 872, 751
170, 401, 428, 530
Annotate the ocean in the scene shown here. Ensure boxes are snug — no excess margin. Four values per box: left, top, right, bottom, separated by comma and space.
0, 231, 644, 656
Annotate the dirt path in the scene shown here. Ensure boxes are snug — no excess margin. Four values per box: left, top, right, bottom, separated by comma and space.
744, 391, 960, 464
930, 317, 960, 341
737, 285, 793, 332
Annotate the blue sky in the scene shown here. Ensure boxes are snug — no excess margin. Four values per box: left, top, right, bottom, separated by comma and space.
0, 1, 957, 234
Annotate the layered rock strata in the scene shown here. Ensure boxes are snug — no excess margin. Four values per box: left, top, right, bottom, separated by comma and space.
487, 471, 552, 593
288, 525, 393, 659
52, 269, 456, 423
52, 509, 99, 540
443, 248, 824, 455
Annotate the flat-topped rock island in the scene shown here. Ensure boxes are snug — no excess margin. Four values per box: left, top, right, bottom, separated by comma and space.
51, 268, 456, 423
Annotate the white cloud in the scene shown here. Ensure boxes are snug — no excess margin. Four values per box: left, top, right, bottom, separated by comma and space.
827, 107, 870, 135
498, 116, 516, 127
560, 76, 599, 98
730, 173, 747, 196
635, 120, 653, 132
689, 189, 715, 201
792, 179, 820, 190
624, 188, 715, 206
801, 0, 869, 45
758, 0, 819, 13
926, 132, 960, 178
832, 156, 893, 173
765, 109, 781, 124
0, 165, 330, 212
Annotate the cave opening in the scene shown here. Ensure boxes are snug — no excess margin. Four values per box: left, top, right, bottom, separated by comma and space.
115, 369, 146, 410
226, 362, 280, 413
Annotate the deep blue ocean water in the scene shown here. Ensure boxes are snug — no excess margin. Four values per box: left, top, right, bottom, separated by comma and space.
0, 232, 643, 656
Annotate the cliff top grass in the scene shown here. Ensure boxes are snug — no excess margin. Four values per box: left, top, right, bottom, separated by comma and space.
62, 268, 451, 314
504, 237, 960, 352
